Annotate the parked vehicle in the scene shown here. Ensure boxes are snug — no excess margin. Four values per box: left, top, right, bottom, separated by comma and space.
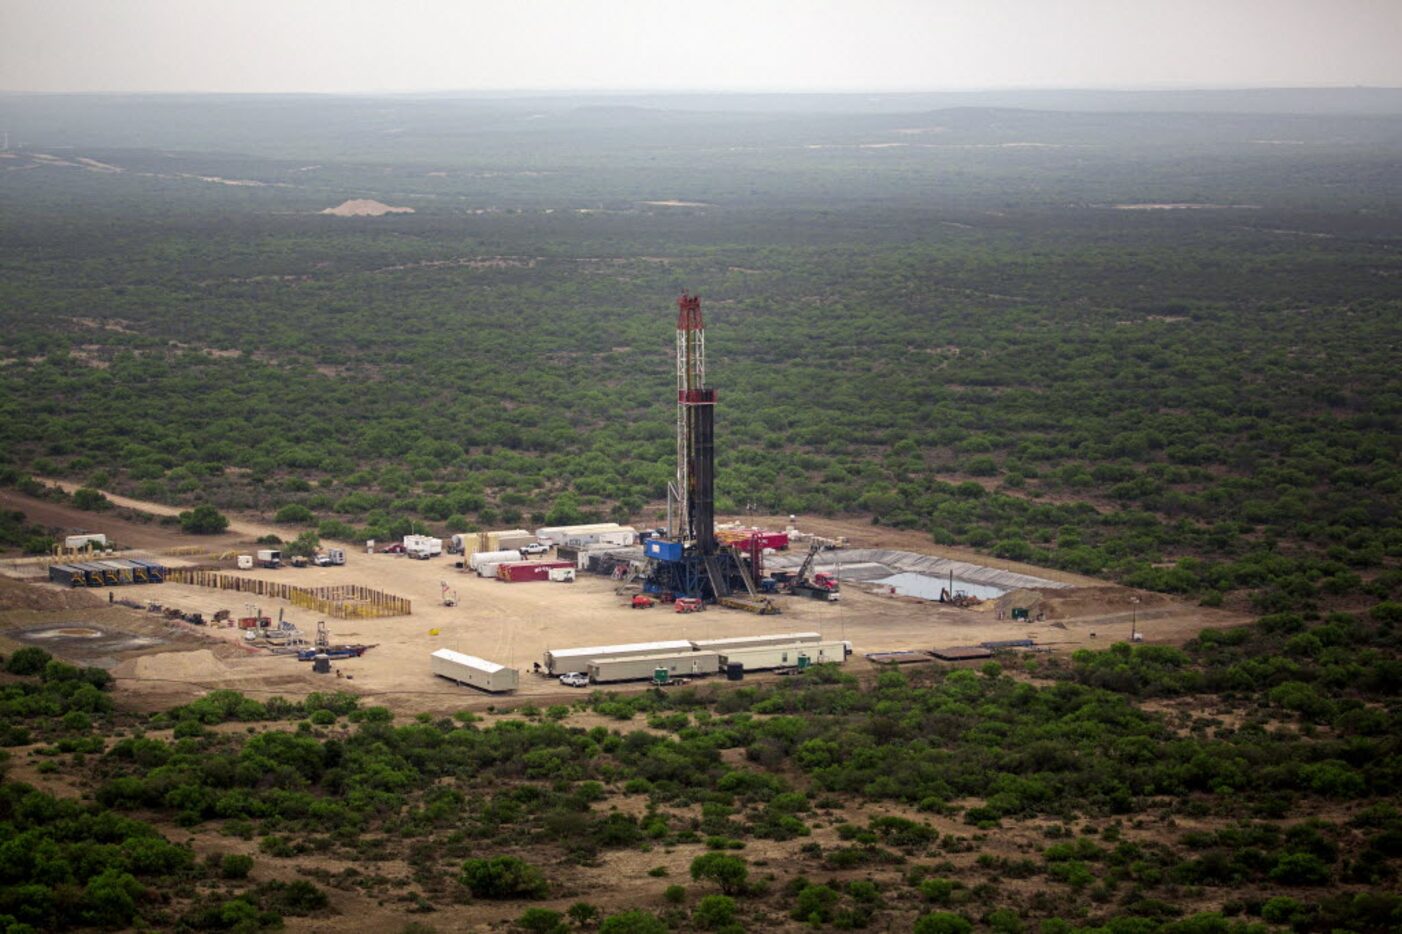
520, 542, 549, 555
674, 597, 704, 613
313, 548, 345, 567
255, 549, 282, 569
631, 595, 656, 609
404, 535, 443, 560
559, 672, 590, 688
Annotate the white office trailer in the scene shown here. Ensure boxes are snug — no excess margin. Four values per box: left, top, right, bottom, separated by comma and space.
717, 641, 852, 672
430, 649, 519, 693
588, 651, 720, 684
690, 632, 823, 653
534, 523, 637, 548
64, 533, 107, 549
543, 639, 694, 675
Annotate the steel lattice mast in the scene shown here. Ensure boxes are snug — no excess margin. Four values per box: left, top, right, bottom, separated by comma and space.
670, 294, 716, 551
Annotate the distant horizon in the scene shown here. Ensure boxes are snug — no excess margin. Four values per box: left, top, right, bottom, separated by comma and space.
4, 84, 1401, 98
4, 0, 1400, 95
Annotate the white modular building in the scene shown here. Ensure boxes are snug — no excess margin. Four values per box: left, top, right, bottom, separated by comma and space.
430, 649, 519, 693
588, 650, 720, 684
690, 632, 823, 653
543, 639, 694, 675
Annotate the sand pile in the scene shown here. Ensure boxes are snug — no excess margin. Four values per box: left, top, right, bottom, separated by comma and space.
321, 199, 414, 217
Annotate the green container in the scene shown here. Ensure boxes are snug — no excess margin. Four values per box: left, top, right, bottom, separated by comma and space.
653, 667, 669, 684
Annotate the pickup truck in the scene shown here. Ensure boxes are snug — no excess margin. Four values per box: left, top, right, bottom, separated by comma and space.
520, 542, 549, 555
558, 672, 590, 688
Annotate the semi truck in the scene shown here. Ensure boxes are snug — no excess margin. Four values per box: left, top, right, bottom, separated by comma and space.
256, 549, 282, 568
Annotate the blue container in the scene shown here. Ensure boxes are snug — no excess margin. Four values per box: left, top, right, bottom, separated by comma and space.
644, 539, 684, 562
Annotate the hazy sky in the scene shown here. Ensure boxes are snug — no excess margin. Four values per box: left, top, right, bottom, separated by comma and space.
3, 0, 1401, 94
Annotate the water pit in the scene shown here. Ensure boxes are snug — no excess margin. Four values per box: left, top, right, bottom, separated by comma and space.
766, 548, 1068, 600
873, 572, 1007, 601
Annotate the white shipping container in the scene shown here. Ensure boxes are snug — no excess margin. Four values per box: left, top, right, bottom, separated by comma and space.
544, 639, 694, 674
548, 567, 576, 582
495, 531, 537, 551
691, 632, 823, 652
588, 651, 720, 684
535, 523, 634, 546
237, 555, 254, 570
430, 649, 519, 693
64, 533, 107, 549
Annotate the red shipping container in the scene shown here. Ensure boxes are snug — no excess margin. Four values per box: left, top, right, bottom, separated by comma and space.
497, 561, 574, 582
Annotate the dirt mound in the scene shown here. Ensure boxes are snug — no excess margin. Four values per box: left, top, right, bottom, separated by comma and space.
0, 576, 103, 611
321, 199, 414, 217
1041, 586, 1172, 620
122, 649, 229, 683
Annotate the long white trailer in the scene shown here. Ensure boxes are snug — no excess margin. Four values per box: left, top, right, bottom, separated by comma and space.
588, 651, 720, 684
544, 639, 693, 675
535, 523, 637, 547
691, 632, 822, 653
430, 649, 519, 693
718, 641, 852, 672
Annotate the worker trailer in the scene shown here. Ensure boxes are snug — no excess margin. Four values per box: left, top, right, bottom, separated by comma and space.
691, 632, 822, 653
430, 649, 519, 693
543, 639, 694, 675
587, 650, 720, 684
717, 640, 852, 672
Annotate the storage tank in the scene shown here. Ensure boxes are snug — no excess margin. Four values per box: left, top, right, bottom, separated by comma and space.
469, 549, 521, 571
430, 648, 519, 693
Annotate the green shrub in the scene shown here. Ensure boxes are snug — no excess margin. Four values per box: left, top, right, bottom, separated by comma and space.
518, 907, 567, 934
5, 646, 52, 675
598, 910, 668, 934
221, 853, 254, 880
690, 853, 749, 895
461, 856, 549, 899
694, 894, 737, 929
914, 912, 974, 934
